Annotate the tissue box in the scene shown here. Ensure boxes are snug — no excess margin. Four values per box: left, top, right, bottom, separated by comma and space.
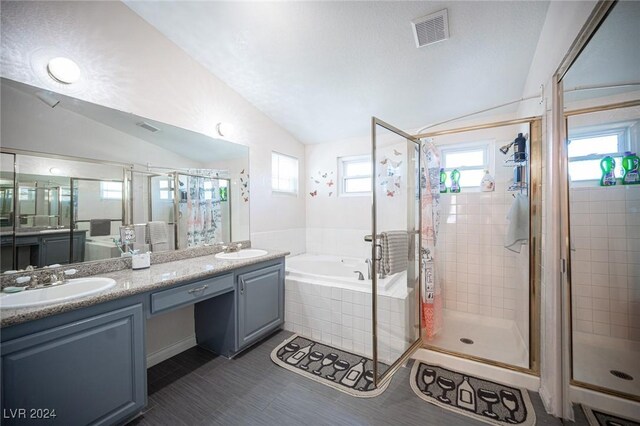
132, 252, 151, 270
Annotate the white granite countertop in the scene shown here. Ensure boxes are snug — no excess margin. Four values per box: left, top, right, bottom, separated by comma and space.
0, 249, 288, 328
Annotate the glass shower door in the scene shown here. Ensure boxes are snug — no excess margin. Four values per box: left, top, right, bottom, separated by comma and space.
371, 117, 422, 386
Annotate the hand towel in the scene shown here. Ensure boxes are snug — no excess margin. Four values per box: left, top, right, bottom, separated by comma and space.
381, 230, 409, 275
90, 219, 111, 237
504, 193, 529, 253
147, 221, 170, 252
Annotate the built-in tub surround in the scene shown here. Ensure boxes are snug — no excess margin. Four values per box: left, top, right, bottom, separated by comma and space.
284, 254, 412, 364
0, 243, 285, 328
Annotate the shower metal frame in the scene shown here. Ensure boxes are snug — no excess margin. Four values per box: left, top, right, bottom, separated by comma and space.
555, 0, 640, 404
371, 117, 423, 387
413, 117, 543, 376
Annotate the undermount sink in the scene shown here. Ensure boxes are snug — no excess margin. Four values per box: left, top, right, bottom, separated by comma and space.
215, 249, 268, 260
0, 277, 117, 310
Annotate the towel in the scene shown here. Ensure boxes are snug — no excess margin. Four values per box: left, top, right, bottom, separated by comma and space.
90, 219, 111, 237
505, 193, 529, 253
380, 230, 409, 275
147, 221, 170, 252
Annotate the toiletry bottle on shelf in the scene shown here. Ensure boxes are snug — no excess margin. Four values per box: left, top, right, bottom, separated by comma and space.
457, 376, 477, 411
439, 168, 448, 193
420, 167, 427, 189
514, 133, 527, 162
286, 342, 313, 366
450, 169, 461, 193
600, 156, 617, 186
480, 169, 495, 192
621, 151, 640, 185
340, 358, 366, 387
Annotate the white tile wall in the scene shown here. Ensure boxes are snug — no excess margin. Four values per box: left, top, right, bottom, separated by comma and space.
305, 228, 370, 259
435, 147, 530, 342
284, 278, 411, 364
570, 185, 640, 341
251, 228, 306, 256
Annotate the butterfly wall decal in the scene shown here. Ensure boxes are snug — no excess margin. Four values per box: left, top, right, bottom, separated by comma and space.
326, 180, 334, 187
393, 149, 402, 156
387, 190, 395, 197
309, 190, 318, 197
380, 158, 388, 165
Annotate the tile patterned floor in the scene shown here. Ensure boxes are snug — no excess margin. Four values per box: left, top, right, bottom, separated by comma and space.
128, 330, 587, 425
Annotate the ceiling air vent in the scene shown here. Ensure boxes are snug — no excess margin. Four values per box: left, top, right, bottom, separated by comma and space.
136, 121, 160, 133
412, 9, 449, 48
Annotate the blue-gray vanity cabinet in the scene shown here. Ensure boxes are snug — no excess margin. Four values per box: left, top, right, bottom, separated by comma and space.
1, 304, 146, 426
237, 262, 284, 350
195, 258, 284, 357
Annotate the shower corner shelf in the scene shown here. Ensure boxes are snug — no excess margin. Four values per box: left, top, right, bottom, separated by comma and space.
503, 154, 528, 167
508, 182, 528, 192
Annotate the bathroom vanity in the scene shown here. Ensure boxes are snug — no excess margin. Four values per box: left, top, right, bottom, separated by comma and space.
0, 251, 286, 426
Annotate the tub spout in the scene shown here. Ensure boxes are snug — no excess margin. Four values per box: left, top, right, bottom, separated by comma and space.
353, 271, 365, 281
365, 259, 372, 280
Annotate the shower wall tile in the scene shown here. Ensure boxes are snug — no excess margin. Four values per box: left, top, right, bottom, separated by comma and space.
569, 185, 640, 342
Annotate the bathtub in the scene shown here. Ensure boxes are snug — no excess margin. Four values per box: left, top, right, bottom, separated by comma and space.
284, 253, 412, 363
286, 254, 402, 292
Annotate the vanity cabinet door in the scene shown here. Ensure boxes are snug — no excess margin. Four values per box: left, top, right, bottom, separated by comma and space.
237, 263, 284, 350
1, 304, 146, 426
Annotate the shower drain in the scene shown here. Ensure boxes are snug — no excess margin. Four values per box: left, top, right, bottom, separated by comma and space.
460, 338, 474, 345
610, 370, 633, 381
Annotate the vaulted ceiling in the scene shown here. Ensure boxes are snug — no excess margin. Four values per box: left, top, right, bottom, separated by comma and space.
125, 1, 550, 144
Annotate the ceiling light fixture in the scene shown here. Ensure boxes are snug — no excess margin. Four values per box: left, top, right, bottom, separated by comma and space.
47, 57, 81, 84
216, 122, 233, 137
49, 167, 62, 175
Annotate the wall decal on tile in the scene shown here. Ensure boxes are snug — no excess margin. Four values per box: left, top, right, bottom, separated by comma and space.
240, 169, 250, 202
309, 170, 335, 198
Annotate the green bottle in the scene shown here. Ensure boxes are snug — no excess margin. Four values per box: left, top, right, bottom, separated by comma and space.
439, 168, 447, 193
621, 151, 640, 185
600, 156, 616, 186
450, 169, 461, 193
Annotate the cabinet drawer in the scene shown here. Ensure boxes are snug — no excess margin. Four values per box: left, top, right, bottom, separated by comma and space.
151, 274, 233, 314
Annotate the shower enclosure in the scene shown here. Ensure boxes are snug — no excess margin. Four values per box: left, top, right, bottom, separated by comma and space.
368, 117, 542, 386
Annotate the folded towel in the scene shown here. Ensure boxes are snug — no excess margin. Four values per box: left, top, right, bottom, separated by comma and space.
505, 193, 529, 253
90, 219, 111, 237
381, 230, 409, 275
147, 221, 170, 252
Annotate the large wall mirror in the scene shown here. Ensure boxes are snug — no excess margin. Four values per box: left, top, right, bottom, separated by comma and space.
0, 77, 250, 273
561, 1, 640, 401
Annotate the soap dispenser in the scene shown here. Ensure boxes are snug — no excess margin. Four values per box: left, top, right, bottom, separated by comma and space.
450, 169, 461, 193
622, 151, 639, 185
480, 169, 495, 192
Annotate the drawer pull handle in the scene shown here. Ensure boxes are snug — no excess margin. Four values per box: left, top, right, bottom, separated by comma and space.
188, 285, 208, 294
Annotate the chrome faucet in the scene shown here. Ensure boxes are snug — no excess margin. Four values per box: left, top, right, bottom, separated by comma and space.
223, 243, 243, 253
365, 259, 372, 280
353, 271, 365, 281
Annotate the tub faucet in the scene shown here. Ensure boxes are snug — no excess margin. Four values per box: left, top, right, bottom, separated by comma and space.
365, 259, 372, 280
353, 271, 365, 281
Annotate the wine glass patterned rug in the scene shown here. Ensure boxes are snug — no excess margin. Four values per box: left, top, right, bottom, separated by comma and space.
270, 334, 390, 398
582, 405, 640, 426
410, 362, 536, 426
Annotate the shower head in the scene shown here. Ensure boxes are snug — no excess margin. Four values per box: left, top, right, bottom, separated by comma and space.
499, 142, 514, 155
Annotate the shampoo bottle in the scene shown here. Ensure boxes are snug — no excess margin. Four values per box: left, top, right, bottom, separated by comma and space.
622, 151, 640, 185
439, 168, 447, 193
450, 169, 461, 193
600, 156, 617, 186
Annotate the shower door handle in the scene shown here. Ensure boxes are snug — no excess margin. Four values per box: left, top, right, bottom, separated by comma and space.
374, 244, 383, 261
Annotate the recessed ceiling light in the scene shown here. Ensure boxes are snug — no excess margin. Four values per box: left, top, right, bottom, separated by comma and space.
47, 57, 81, 84
49, 167, 62, 175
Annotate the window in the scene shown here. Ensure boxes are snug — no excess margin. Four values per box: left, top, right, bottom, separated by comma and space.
158, 179, 174, 200
100, 181, 122, 200
272, 152, 298, 194
568, 130, 627, 181
440, 143, 491, 188
339, 155, 372, 195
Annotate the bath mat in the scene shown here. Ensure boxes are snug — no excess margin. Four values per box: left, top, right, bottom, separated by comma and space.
410, 362, 536, 426
582, 405, 640, 426
270, 334, 390, 398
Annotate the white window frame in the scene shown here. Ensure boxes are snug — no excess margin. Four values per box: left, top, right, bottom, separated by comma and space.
568, 128, 629, 183
338, 155, 372, 197
271, 151, 299, 195
158, 178, 174, 201
439, 141, 494, 189
100, 181, 122, 200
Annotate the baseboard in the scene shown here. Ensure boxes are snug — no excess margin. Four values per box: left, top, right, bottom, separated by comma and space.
146, 334, 197, 368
